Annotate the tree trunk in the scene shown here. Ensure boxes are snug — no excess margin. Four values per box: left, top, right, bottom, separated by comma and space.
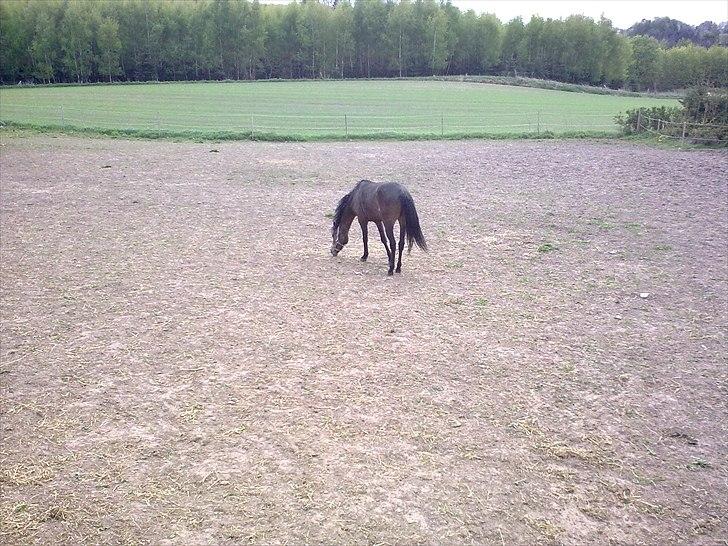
399, 28, 402, 77
431, 28, 437, 75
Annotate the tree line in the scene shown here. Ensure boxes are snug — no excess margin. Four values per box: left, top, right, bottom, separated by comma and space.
1, 0, 726, 91
626, 17, 727, 48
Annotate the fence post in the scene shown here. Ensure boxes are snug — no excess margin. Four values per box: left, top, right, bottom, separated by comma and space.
60, 106, 64, 126
345, 114, 348, 139
681, 121, 687, 145
250, 114, 255, 138
537, 111, 541, 135
156, 111, 161, 131
441, 113, 444, 138
657, 119, 662, 132
637, 108, 642, 133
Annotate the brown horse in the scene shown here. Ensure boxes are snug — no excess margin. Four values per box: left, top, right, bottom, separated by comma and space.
330, 180, 427, 275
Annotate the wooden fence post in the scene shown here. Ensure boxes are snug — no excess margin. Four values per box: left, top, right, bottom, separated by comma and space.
637, 109, 642, 133
537, 111, 541, 135
681, 121, 687, 145
345, 114, 348, 139
250, 114, 255, 138
441, 113, 444, 138
60, 106, 64, 126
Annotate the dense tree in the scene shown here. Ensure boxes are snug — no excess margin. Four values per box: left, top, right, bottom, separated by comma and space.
0, 0, 724, 90
332, 1, 354, 77
59, 1, 95, 83
628, 35, 662, 91
30, 11, 57, 83
97, 18, 122, 82
500, 17, 525, 76
627, 17, 697, 47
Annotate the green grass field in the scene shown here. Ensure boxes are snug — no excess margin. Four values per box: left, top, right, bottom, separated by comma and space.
0, 80, 677, 140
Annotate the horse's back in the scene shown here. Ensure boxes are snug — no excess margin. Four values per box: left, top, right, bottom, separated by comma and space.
352, 180, 408, 222
373, 182, 406, 220
376, 181, 407, 201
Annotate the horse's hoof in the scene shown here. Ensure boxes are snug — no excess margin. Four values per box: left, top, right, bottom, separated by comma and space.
395, 268, 401, 274
387, 270, 394, 276
360, 256, 368, 262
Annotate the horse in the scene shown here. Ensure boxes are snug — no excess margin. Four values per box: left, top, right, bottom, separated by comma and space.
330, 180, 427, 275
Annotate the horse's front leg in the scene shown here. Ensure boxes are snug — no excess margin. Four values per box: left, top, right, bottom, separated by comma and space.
359, 219, 369, 262
376, 222, 391, 261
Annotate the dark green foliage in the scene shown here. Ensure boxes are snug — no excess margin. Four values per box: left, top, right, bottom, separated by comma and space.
0, 0, 724, 91
616, 105, 683, 133
627, 17, 698, 46
626, 17, 725, 48
681, 88, 728, 124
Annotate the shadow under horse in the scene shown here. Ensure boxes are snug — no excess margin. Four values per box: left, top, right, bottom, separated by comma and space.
330, 180, 427, 275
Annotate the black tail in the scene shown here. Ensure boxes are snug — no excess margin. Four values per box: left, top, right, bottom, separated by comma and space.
399, 190, 427, 253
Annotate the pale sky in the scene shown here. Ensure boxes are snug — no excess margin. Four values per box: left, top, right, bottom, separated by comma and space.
263, 0, 728, 28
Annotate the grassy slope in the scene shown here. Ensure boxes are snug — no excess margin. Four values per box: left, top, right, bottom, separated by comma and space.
0, 80, 677, 140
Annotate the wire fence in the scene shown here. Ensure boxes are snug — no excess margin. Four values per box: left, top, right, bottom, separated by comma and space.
635, 110, 727, 144
0, 103, 623, 137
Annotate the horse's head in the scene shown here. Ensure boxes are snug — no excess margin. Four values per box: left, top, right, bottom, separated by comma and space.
330, 225, 348, 256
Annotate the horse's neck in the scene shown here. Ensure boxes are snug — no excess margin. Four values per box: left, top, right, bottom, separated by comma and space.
341, 208, 356, 230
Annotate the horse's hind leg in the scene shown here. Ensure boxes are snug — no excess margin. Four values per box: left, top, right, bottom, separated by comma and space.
384, 222, 397, 276
359, 219, 369, 262
376, 222, 390, 261
396, 217, 406, 273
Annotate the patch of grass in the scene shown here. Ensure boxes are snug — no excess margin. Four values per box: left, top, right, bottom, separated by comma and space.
623, 221, 644, 234
588, 217, 614, 229
687, 458, 711, 471
537, 242, 559, 253
0, 80, 675, 141
654, 244, 673, 251
1, 121, 621, 143
324, 212, 334, 219
475, 297, 488, 306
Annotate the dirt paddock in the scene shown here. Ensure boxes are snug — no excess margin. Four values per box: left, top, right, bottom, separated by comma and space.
1, 135, 726, 545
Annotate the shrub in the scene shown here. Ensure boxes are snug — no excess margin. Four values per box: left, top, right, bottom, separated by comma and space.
616, 87, 727, 144
680, 87, 728, 125
615, 106, 683, 134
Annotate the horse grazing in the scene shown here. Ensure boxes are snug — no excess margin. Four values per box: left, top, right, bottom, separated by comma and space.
330, 180, 427, 275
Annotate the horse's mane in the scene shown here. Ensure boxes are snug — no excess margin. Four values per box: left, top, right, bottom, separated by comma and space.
331, 191, 353, 234
332, 181, 370, 234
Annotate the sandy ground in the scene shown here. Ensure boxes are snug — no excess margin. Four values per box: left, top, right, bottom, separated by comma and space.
0, 134, 726, 545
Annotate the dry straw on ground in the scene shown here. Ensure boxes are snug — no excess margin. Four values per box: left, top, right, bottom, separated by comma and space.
1, 134, 726, 544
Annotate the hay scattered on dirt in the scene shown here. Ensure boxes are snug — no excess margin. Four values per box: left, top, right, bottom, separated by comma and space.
1, 135, 726, 544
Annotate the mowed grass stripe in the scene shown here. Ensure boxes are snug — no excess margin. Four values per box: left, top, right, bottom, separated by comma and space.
0, 80, 676, 138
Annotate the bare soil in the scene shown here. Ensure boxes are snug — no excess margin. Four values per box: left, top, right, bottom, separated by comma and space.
1, 135, 726, 545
